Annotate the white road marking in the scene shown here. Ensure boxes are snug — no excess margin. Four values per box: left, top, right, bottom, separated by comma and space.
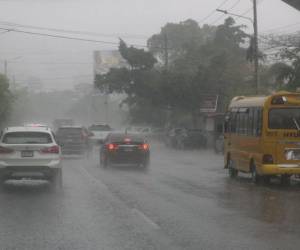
78, 165, 108, 190
132, 208, 160, 230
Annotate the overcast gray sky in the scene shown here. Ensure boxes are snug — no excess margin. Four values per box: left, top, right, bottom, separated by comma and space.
0, 0, 299, 90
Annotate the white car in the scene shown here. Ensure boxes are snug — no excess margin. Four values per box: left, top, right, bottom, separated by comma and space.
88, 124, 112, 144
0, 126, 62, 188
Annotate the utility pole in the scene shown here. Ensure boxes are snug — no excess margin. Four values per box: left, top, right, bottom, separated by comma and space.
253, 0, 259, 94
216, 1, 260, 94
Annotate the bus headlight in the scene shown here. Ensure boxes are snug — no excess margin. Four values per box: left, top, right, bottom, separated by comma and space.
285, 150, 300, 160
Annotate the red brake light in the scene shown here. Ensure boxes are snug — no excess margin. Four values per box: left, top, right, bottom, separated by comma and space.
107, 143, 118, 150
40, 145, 60, 154
139, 143, 149, 151
0, 146, 14, 154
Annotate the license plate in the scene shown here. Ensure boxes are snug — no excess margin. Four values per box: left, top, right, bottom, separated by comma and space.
21, 150, 34, 157
123, 147, 133, 152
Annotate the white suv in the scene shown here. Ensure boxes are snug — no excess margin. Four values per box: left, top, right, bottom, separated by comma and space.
88, 124, 112, 144
0, 126, 62, 188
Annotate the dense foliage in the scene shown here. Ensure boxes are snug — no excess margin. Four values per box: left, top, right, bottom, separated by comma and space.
0, 74, 12, 127
95, 18, 289, 126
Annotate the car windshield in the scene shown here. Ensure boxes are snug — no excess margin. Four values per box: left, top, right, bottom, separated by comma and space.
2, 132, 52, 144
269, 108, 300, 129
89, 125, 111, 131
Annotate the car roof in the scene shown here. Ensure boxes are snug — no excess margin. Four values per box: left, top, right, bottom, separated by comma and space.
3, 126, 52, 133
58, 126, 84, 129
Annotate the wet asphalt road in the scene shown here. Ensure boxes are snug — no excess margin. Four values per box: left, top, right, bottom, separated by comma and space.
1, 142, 300, 250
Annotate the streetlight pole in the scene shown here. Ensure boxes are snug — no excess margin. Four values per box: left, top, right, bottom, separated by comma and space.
216, 0, 259, 94
253, 0, 259, 94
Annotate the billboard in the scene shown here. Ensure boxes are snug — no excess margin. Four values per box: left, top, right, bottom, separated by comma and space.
93, 50, 128, 75
200, 95, 219, 113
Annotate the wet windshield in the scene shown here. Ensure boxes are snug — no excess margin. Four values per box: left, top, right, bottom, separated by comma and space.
2, 132, 52, 144
269, 108, 300, 129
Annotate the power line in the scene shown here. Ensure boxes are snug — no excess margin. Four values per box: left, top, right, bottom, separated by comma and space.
210, 0, 242, 25
15, 74, 92, 82
235, 0, 265, 22
0, 20, 148, 40
198, 0, 230, 24
8, 61, 92, 65
261, 22, 300, 33
0, 27, 151, 48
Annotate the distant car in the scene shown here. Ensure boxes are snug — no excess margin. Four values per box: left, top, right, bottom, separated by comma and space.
88, 123, 112, 144
56, 126, 89, 155
24, 123, 49, 128
0, 126, 62, 188
53, 118, 74, 131
100, 132, 150, 168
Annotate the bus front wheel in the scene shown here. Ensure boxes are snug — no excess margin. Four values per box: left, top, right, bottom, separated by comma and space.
280, 175, 291, 186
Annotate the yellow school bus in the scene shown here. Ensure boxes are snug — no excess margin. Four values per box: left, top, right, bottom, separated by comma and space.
224, 91, 300, 184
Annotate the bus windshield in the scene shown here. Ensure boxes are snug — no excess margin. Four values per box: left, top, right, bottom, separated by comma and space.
269, 108, 300, 129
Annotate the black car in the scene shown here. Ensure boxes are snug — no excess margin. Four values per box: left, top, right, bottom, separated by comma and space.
100, 132, 150, 168
56, 126, 89, 155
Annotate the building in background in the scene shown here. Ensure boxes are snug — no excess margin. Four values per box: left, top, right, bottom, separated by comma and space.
93, 50, 128, 76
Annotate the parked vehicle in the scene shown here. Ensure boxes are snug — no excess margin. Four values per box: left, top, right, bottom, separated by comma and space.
100, 132, 150, 168
224, 92, 300, 185
0, 126, 62, 189
88, 123, 112, 144
56, 126, 89, 156
214, 135, 224, 154
176, 129, 207, 149
164, 128, 185, 148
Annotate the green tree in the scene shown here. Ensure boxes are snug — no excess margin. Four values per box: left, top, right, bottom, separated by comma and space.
0, 74, 12, 127
264, 33, 300, 91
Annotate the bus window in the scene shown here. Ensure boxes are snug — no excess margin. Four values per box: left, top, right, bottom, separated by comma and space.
230, 112, 237, 133
224, 114, 230, 133
252, 108, 263, 136
248, 108, 254, 136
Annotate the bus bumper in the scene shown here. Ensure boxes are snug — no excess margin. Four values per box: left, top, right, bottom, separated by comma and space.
261, 164, 300, 175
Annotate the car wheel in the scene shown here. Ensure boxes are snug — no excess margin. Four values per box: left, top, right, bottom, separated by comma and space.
251, 163, 261, 184
100, 155, 108, 168
51, 168, 63, 190
228, 159, 238, 178
280, 175, 291, 186
262, 176, 271, 185
142, 157, 150, 168
0, 171, 6, 189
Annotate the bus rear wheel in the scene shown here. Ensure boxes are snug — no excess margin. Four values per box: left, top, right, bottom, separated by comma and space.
251, 164, 261, 184
228, 159, 238, 178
